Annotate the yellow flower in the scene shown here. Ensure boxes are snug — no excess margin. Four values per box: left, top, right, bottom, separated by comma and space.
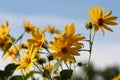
3, 44, 21, 62
16, 45, 37, 75
88, 6, 118, 35
23, 20, 36, 33
27, 28, 45, 49
44, 25, 60, 34
44, 64, 53, 71
0, 21, 9, 39
49, 23, 85, 63
0, 37, 11, 50
44, 63, 58, 74
112, 74, 120, 80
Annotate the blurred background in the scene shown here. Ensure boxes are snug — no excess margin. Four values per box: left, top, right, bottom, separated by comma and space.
0, 0, 120, 80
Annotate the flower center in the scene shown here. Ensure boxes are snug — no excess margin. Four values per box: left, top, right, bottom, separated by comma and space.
2, 31, 6, 35
26, 27, 31, 32
61, 47, 67, 54
25, 58, 31, 64
98, 18, 104, 26
0, 42, 5, 47
35, 42, 42, 47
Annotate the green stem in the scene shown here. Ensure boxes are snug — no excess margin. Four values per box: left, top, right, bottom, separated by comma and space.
66, 64, 69, 69
42, 64, 45, 69
34, 63, 43, 74
85, 30, 96, 80
70, 62, 71, 69
60, 63, 63, 70
73, 63, 76, 80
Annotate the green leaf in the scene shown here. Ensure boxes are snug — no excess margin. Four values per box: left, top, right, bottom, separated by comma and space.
51, 59, 62, 73
3, 42, 12, 56
8, 34, 15, 42
60, 69, 73, 80
0, 70, 4, 79
4, 63, 18, 77
8, 75, 24, 80
42, 70, 51, 79
15, 32, 25, 43
24, 71, 40, 80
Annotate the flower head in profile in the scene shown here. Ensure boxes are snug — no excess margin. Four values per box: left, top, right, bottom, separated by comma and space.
49, 23, 85, 63
3, 44, 21, 62
44, 25, 60, 34
27, 28, 45, 49
23, 20, 36, 33
0, 37, 11, 50
0, 21, 9, 39
44, 64, 58, 74
16, 45, 37, 75
112, 73, 120, 80
44, 64, 53, 71
88, 6, 118, 35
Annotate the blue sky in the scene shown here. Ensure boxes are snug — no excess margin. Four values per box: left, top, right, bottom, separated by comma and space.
0, 0, 120, 20
0, 0, 120, 69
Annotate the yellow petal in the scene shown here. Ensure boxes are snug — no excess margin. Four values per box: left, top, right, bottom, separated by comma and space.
91, 6, 96, 15
71, 23, 75, 35
104, 10, 112, 18
68, 56, 76, 63
100, 7, 105, 18
94, 25, 99, 32
104, 16, 118, 21
5, 21, 9, 27
104, 21, 118, 25
96, 6, 100, 16
88, 19, 93, 23
3, 53, 9, 60
100, 26, 105, 35
103, 25, 113, 32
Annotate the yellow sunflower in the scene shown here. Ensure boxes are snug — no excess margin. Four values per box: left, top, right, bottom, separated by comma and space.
27, 28, 45, 49
112, 74, 120, 80
49, 23, 85, 63
16, 45, 37, 75
0, 21, 9, 39
44, 25, 60, 34
3, 44, 21, 62
0, 37, 11, 50
88, 6, 118, 35
23, 20, 36, 33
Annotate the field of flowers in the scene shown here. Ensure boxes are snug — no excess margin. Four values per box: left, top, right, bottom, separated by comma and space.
0, 6, 119, 80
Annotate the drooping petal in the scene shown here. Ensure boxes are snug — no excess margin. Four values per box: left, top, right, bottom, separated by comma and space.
100, 26, 105, 35
103, 25, 113, 32
104, 21, 118, 25
94, 25, 99, 32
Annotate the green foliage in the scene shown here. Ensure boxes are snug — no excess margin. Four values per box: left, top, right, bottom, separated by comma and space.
60, 69, 73, 80
15, 32, 25, 43
24, 71, 40, 80
4, 63, 18, 77
0, 70, 4, 80
42, 70, 51, 79
9, 75, 23, 80
0, 63, 18, 80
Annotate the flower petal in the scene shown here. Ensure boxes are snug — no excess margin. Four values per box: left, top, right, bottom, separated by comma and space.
103, 25, 113, 32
